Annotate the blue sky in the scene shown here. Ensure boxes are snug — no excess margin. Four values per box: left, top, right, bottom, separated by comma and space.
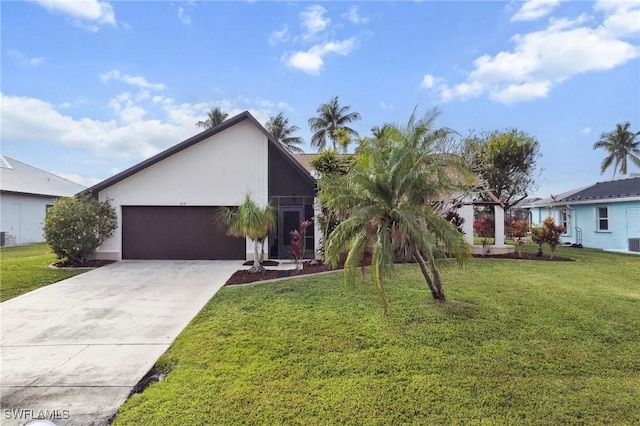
2, 0, 639, 198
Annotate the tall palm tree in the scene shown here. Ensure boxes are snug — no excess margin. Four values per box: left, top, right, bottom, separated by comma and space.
216, 195, 276, 273
308, 96, 361, 151
593, 122, 640, 178
320, 109, 475, 315
196, 107, 229, 130
265, 112, 304, 153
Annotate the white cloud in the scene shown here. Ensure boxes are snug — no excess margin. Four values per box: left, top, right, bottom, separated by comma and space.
269, 25, 290, 45
489, 80, 552, 104
511, 0, 561, 22
178, 7, 191, 25
8, 50, 47, 65
424, 3, 640, 104
421, 74, 436, 89
581, 127, 592, 134
100, 70, 166, 91
284, 38, 356, 75
32, 0, 117, 29
343, 6, 369, 24
299, 5, 330, 40
0, 91, 293, 164
55, 172, 102, 187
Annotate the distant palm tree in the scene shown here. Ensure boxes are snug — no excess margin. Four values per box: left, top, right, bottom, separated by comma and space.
308, 96, 361, 151
593, 122, 640, 178
265, 112, 304, 153
196, 107, 229, 129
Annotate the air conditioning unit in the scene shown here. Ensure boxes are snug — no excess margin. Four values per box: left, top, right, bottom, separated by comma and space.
629, 238, 640, 252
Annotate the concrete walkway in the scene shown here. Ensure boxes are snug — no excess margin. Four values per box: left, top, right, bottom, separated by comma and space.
0, 260, 240, 426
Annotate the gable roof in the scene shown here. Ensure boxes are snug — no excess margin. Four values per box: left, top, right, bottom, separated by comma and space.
561, 176, 640, 202
85, 111, 315, 195
526, 176, 640, 207
0, 155, 86, 197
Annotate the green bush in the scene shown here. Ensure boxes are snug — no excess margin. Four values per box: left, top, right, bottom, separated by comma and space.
43, 195, 117, 264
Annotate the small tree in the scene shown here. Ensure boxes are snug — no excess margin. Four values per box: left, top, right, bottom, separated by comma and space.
531, 227, 544, 257
509, 218, 529, 258
474, 215, 494, 255
541, 216, 566, 259
290, 220, 312, 270
44, 195, 118, 265
217, 195, 276, 273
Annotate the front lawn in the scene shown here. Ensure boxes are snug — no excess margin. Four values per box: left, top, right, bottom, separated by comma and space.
114, 246, 640, 425
0, 242, 87, 302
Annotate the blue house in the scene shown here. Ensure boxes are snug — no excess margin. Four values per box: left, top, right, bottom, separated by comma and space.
526, 176, 640, 253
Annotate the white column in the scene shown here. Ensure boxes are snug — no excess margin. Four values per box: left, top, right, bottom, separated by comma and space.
313, 197, 323, 260
459, 204, 475, 246
494, 205, 505, 247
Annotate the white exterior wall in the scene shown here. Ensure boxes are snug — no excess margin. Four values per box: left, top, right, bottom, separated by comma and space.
0, 193, 57, 245
95, 120, 269, 260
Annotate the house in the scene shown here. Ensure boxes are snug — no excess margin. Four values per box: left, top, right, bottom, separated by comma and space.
84, 111, 319, 261
526, 176, 640, 253
0, 155, 86, 246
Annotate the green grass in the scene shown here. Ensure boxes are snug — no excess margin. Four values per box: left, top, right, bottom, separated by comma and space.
114, 245, 640, 425
0, 242, 87, 302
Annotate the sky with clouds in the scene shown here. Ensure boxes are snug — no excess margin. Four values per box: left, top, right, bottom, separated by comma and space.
1, 0, 639, 197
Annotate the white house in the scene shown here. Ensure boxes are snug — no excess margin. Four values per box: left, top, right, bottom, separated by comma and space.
84, 112, 318, 261
0, 155, 86, 246
526, 176, 640, 253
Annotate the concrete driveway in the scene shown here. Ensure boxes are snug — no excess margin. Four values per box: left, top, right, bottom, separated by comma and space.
0, 260, 240, 426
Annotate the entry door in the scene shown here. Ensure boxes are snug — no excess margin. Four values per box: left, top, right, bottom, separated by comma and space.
278, 206, 304, 260
627, 208, 640, 238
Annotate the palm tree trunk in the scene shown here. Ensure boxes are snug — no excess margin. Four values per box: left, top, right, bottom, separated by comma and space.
414, 250, 439, 300
249, 241, 265, 274
429, 260, 446, 302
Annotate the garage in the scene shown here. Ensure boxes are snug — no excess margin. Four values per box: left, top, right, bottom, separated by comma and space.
122, 206, 245, 260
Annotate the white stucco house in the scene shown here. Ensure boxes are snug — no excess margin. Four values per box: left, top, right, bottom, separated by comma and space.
525, 176, 640, 253
0, 155, 86, 246
84, 112, 319, 261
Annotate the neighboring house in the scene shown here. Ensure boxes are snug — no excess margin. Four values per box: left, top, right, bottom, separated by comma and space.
0, 155, 86, 246
526, 176, 640, 252
84, 111, 318, 261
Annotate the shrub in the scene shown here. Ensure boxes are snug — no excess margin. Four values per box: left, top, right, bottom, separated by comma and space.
509, 218, 529, 257
44, 195, 117, 265
541, 216, 566, 259
473, 216, 494, 255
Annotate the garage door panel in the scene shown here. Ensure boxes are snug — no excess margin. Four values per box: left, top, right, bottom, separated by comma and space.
122, 206, 245, 260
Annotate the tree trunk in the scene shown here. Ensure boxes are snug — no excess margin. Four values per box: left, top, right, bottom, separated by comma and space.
414, 250, 439, 300
249, 241, 265, 274
426, 253, 446, 302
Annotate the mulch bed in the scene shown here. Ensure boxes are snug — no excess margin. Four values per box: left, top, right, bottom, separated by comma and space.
225, 261, 340, 286
242, 260, 280, 266
474, 252, 574, 261
51, 259, 117, 268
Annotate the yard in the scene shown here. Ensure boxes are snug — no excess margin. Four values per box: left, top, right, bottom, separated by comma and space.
0, 242, 87, 302
113, 246, 640, 425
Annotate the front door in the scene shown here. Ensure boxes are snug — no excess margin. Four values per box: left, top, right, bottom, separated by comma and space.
278, 206, 304, 260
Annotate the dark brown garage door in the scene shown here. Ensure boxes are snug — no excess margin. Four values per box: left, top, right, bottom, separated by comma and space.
122, 206, 245, 260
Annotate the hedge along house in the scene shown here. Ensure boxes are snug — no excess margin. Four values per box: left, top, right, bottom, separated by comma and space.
525, 176, 640, 253
83, 111, 318, 261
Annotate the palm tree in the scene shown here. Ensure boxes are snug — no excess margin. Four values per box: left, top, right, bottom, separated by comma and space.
320, 109, 475, 315
196, 107, 229, 130
308, 96, 361, 151
593, 122, 640, 178
265, 112, 304, 153
216, 195, 276, 273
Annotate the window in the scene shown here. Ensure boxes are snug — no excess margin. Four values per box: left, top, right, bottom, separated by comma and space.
560, 210, 570, 236
596, 207, 609, 231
